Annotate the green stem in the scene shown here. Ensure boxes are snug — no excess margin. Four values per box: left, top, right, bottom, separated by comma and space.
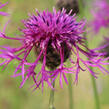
68, 75, 73, 109
90, 71, 100, 109
78, 1, 100, 109
85, 29, 100, 109
85, 35, 100, 109
49, 82, 55, 109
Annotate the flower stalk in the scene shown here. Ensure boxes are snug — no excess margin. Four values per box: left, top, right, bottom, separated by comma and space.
91, 71, 100, 109
49, 81, 55, 109
85, 36, 100, 109
68, 74, 73, 109
78, 1, 100, 109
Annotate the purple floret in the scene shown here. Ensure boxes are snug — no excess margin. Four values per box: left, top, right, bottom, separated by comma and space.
0, 8, 109, 91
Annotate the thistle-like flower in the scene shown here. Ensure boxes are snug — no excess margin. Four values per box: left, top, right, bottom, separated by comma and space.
0, 8, 109, 90
90, 0, 109, 33
0, 2, 8, 16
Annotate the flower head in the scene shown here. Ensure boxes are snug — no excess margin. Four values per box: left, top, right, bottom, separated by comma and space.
0, 2, 9, 16
90, 0, 109, 33
0, 8, 109, 91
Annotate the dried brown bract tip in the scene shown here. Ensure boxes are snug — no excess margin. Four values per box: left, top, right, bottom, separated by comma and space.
35, 41, 71, 70
99, 39, 109, 58
56, 0, 79, 14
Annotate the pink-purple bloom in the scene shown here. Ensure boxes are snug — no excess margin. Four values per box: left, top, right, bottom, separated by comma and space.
0, 8, 109, 91
90, 0, 109, 33
0, 2, 8, 16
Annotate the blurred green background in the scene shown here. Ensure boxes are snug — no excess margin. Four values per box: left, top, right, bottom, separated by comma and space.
0, 0, 109, 109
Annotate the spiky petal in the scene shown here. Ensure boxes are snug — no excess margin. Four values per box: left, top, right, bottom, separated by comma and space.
0, 2, 9, 16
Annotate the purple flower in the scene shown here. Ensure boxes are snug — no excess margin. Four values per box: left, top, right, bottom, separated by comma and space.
0, 2, 9, 16
0, 8, 109, 91
90, 0, 109, 33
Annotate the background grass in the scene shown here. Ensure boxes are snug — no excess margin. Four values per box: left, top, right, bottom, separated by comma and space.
0, 0, 109, 109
